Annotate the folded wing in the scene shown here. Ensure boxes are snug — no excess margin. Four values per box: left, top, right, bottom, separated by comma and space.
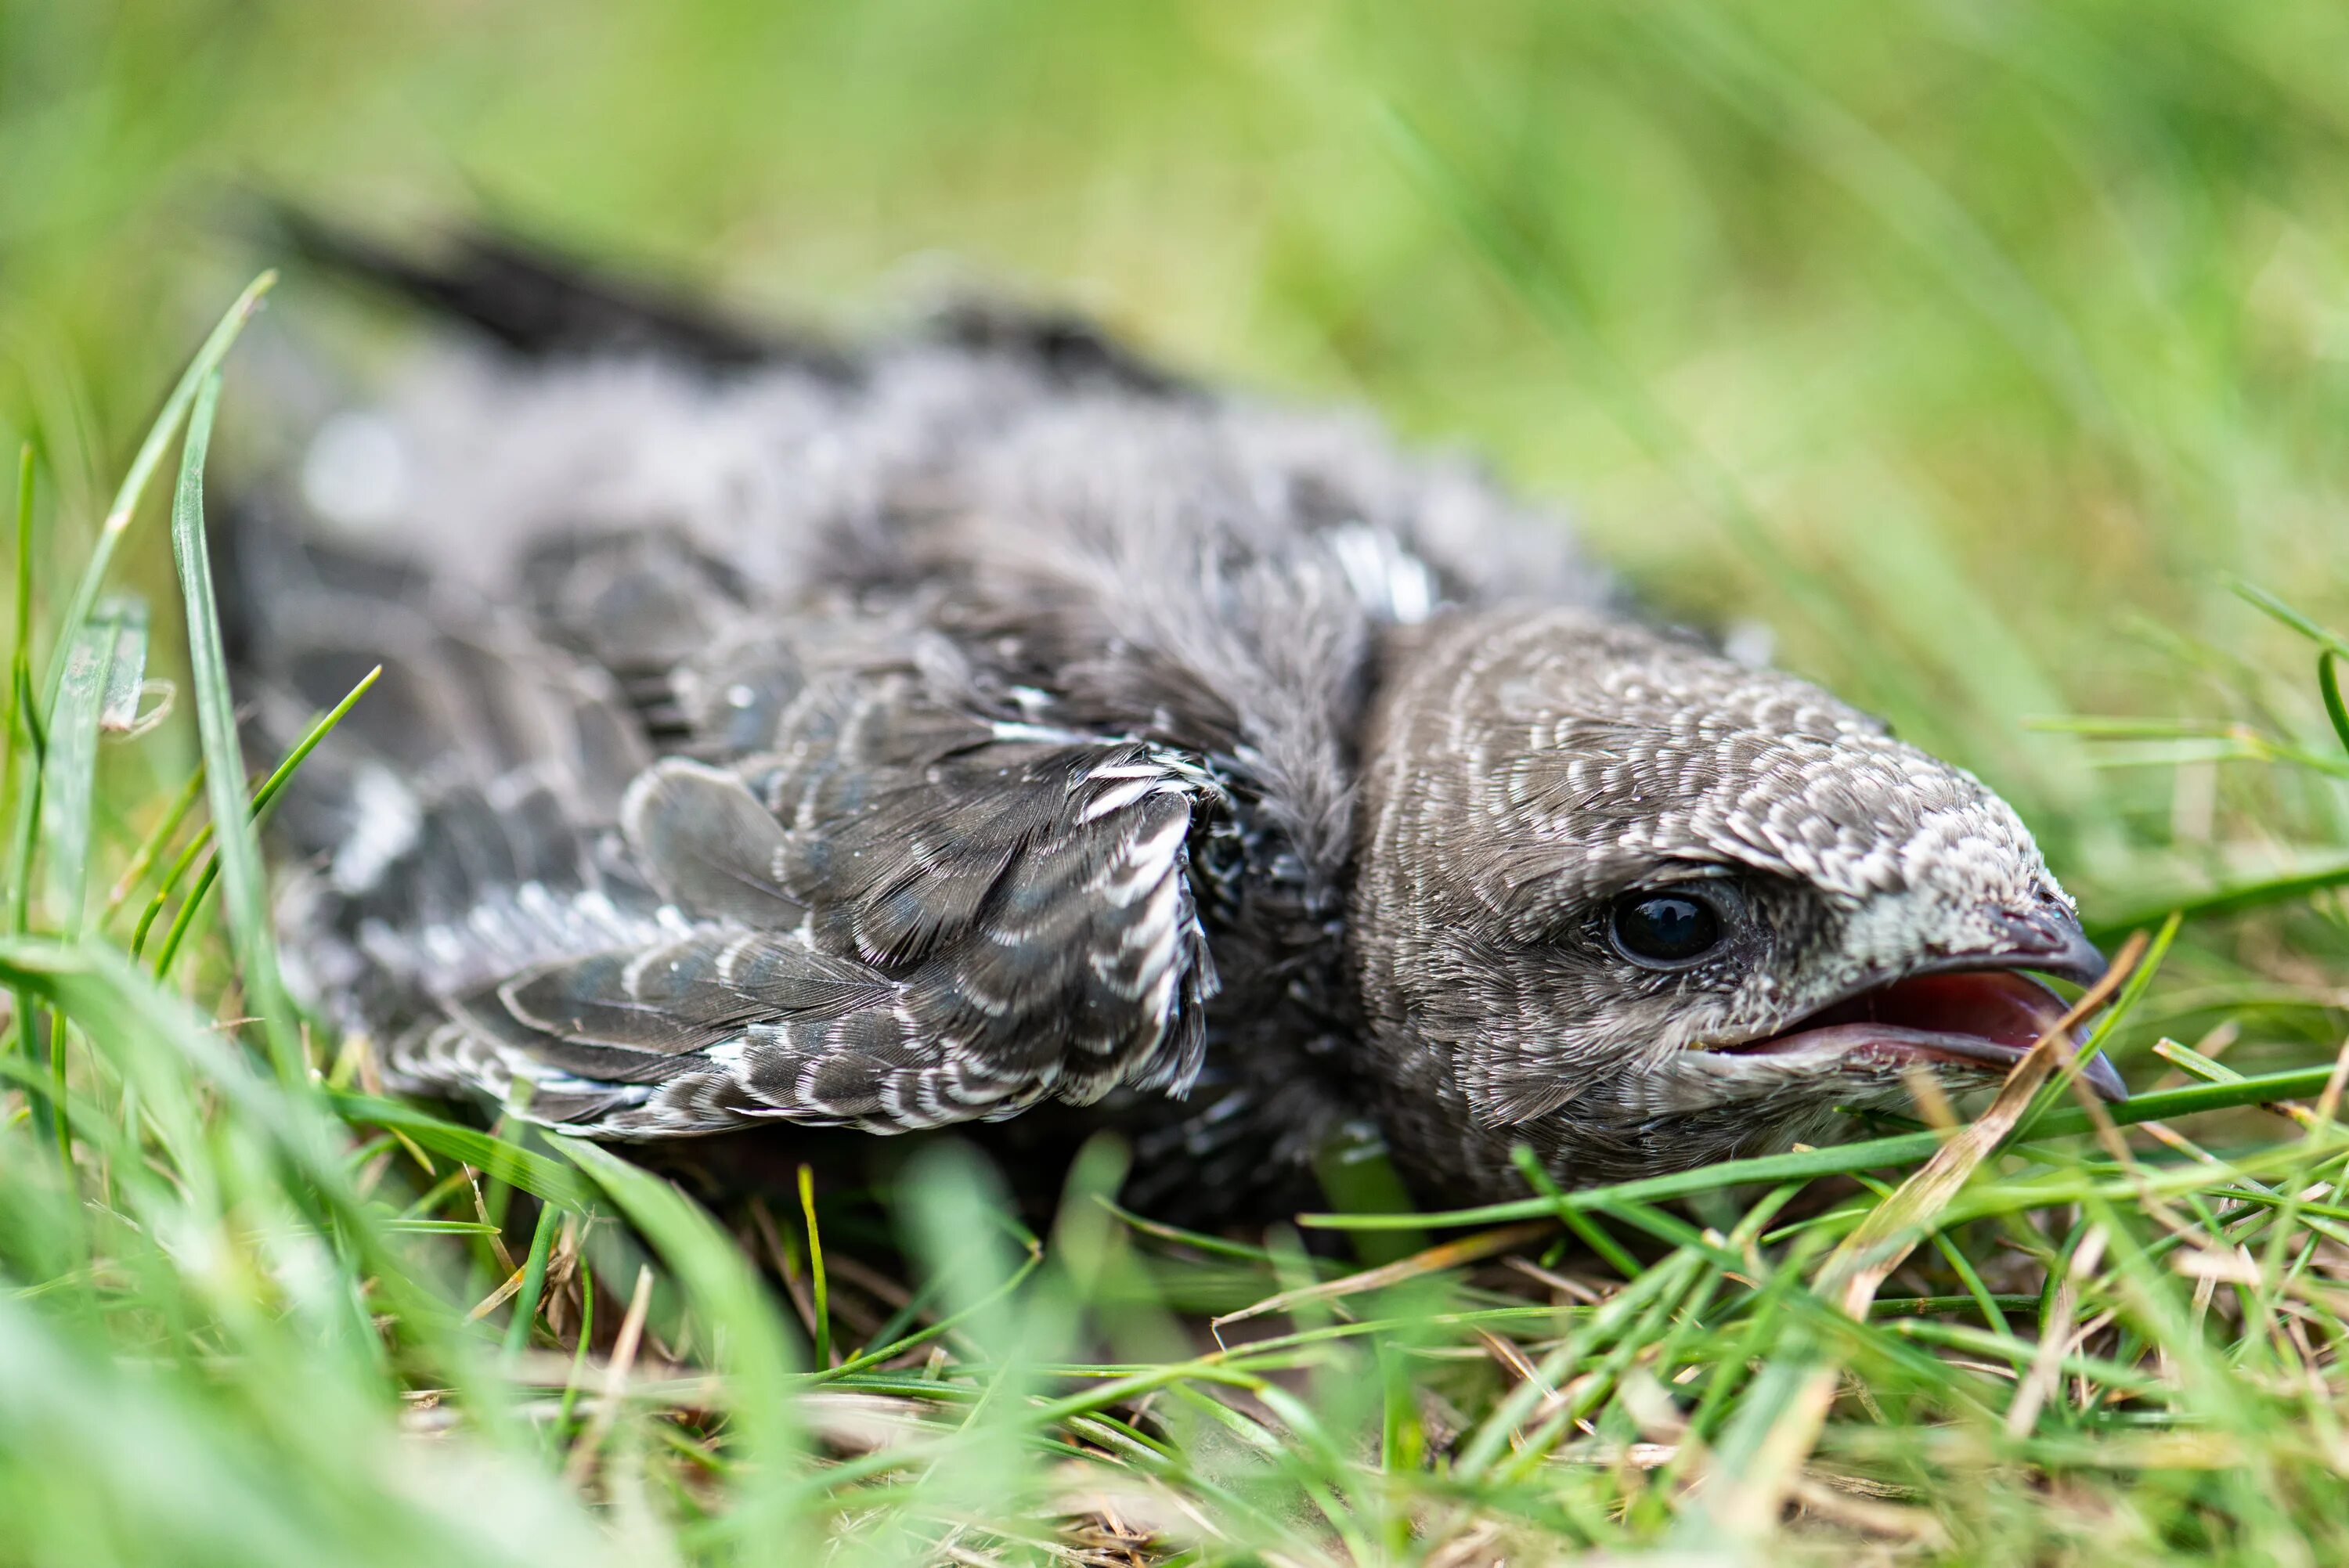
241, 547, 1221, 1136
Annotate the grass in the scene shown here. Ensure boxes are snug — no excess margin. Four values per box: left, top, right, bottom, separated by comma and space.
9, 0, 2349, 1560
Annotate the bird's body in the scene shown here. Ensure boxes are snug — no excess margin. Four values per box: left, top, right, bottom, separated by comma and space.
235, 229, 2114, 1219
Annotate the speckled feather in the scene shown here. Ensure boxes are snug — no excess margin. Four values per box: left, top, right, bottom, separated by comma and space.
235, 228, 2087, 1213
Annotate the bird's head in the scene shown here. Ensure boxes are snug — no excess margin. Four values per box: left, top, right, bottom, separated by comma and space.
1351, 605, 2113, 1198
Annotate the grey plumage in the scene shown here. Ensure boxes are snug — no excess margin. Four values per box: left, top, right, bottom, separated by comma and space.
234, 228, 2114, 1216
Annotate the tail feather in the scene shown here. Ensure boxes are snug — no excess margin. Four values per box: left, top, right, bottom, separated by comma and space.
254, 200, 1189, 396
256, 201, 824, 372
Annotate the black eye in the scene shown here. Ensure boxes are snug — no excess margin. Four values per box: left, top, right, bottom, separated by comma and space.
1608, 890, 1725, 968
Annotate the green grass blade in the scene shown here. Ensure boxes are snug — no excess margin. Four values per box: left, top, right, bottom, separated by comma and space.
327, 1093, 593, 1212
10, 276, 270, 1044
501, 1201, 565, 1358
149, 665, 380, 978
31, 598, 137, 1163
1299, 1062, 2349, 1231
101, 759, 204, 925
2321, 651, 2349, 759
165, 364, 304, 1084
2232, 578, 2349, 658
2087, 860, 2349, 942
3, 443, 31, 799
38, 598, 136, 935
797, 1162, 832, 1369
5, 446, 39, 1072
38, 274, 273, 726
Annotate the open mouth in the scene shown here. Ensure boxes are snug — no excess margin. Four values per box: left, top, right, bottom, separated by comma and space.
1716, 967, 2127, 1102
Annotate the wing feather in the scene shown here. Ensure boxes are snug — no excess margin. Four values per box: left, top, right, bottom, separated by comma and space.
243, 520, 1222, 1137
368, 681, 1221, 1136
619, 759, 805, 927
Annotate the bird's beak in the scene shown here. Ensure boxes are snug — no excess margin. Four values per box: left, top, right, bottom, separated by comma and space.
1985, 902, 2124, 1101
1709, 899, 2127, 1101
1984, 903, 2108, 988
1898, 901, 2109, 989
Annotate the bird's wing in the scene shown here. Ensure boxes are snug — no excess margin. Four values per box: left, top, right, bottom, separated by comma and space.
238, 535, 1221, 1137
399, 733, 1219, 1136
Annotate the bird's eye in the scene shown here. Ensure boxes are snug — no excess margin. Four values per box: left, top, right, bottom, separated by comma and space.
1608, 890, 1726, 968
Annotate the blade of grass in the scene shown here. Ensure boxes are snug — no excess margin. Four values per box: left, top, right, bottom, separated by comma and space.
327, 1092, 592, 1211
1210, 1220, 1553, 1334
128, 801, 221, 960
1, 280, 272, 1010
148, 665, 380, 978
817, 1245, 1045, 1384
2014, 914, 2178, 1139
166, 365, 304, 1085
2232, 579, 2349, 658
31, 598, 136, 1161
39, 599, 135, 932
38, 274, 273, 725
2086, 860, 2349, 943
2320, 651, 2349, 759
1832, 932, 2139, 1313
1298, 1057, 2347, 1231
799, 1162, 831, 1370
5, 446, 36, 1074
4, 443, 31, 785
102, 760, 204, 922
0, 932, 557, 1441
1511, 1145, 1646, 1278
96, 607, 150, 735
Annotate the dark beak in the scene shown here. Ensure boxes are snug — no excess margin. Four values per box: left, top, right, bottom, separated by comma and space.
1988, 903, 2124, 1100
1989, 903, 2124, 1100
2073, 1040, 2131, 1104
1988, 903, 2109, 987
1729, 898, 2128, 1101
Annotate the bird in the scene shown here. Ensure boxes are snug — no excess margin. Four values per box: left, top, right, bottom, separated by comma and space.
226, 218, 2121, 1222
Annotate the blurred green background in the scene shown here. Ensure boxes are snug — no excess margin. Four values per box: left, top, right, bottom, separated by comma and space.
8, 0, 2349, 898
